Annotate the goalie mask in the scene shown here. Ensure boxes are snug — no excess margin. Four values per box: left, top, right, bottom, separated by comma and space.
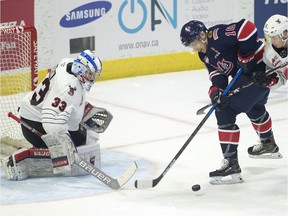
72, 50, 102, 92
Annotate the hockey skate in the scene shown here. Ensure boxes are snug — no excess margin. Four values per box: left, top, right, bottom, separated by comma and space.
209, 158, 243, 185
247, 135, 282, 159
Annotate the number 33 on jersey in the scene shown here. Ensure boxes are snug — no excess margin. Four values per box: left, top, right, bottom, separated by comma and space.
19, 58, 86, 134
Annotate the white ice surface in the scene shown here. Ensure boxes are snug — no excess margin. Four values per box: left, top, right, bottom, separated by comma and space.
1, 69, 287, 216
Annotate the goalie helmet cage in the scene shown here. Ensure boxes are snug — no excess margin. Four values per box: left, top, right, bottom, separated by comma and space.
0, 25, 38, 153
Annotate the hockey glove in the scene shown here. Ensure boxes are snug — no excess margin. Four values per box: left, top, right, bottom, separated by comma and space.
208, 86, 229, 111
237, 52, 256, 74
252, 71, 279, 88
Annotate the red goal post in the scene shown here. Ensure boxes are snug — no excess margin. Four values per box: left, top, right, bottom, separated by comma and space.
0, 25, 38, 155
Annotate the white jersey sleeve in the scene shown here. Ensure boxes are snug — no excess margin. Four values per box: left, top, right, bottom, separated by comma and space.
20, 58, 86, 134
263, 42, 288, 89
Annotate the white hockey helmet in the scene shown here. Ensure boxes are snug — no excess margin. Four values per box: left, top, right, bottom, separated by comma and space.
263, 14, 288, 39
72, 50, 102, 91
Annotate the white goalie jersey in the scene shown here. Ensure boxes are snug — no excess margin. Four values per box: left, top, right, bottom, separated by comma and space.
263, 41, 288, 89
19, 58, 86, 134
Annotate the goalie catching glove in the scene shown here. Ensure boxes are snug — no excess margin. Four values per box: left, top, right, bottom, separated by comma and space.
81, 102, 113, 133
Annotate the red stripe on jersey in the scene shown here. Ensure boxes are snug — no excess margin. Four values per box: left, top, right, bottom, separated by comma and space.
252, 116, 272, 133
237, 20, 257, 41
218, 129, 240, 143
254, 41, 265, 63
209, 70, 219, 80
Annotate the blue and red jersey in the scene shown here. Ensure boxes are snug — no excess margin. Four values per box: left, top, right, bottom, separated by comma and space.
198, 19, 265, 90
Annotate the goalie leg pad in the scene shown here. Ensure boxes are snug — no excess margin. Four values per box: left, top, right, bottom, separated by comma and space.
66, 142, 101, 176
1, 145, 101, 180
41, 133, 76, 174
1, 148, 30, 181
86, 129, 100, 146
66, 130, 101, 176
1, 148, 63, 180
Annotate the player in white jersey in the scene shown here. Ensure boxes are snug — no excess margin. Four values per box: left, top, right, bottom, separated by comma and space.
2, 50, 113, 180
247, 14, 287, 158
252, 14, 288, 89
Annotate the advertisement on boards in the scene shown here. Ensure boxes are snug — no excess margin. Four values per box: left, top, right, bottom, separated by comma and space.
0, 0, 34, 27
254, 0, 287, 38
51, 0, 236, 63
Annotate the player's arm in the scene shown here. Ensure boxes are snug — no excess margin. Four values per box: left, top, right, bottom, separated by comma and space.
199, 53, 229, 110
253, 43, 288, 89
236, 19, 265, 74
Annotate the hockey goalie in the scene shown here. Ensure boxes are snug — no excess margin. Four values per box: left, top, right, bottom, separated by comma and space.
1, 50, 113, 180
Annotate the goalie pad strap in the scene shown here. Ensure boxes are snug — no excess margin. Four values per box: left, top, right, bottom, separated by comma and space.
14, 148, 51, 162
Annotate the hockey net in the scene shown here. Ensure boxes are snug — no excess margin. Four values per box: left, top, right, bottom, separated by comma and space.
0, 26, 38, 156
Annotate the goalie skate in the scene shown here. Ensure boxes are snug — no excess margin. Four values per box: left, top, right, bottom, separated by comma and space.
209, 158, 244, 185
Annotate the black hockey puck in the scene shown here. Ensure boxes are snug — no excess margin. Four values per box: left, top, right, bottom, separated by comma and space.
192, 184, 201, 191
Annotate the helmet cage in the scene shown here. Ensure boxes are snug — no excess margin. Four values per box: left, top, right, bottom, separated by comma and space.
72, 50, 102, 91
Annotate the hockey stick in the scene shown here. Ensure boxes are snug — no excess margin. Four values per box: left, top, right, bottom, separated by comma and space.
134, 68, 243, 189
7, 112, 138, 190
196, 62, 288, 115
196, 82, 253, 115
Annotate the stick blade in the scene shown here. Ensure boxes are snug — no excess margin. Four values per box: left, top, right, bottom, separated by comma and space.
134, 179, 154, 189
134, 176, 161, 189
116, 161, 138, 188
196, 104, 211, 115
196, 109, 205, 115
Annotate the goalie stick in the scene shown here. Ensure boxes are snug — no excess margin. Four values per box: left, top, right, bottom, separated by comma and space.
134, 68, 243, 189
7, 112, 138, 190
196, 62, 288, 115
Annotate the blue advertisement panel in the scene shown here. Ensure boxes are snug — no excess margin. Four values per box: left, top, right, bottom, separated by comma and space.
254, 0, 287, 38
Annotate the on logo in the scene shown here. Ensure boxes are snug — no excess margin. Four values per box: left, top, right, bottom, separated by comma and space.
118, 0, 177, 34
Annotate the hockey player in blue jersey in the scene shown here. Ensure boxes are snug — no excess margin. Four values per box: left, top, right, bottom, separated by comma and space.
180, 19, 283, 184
